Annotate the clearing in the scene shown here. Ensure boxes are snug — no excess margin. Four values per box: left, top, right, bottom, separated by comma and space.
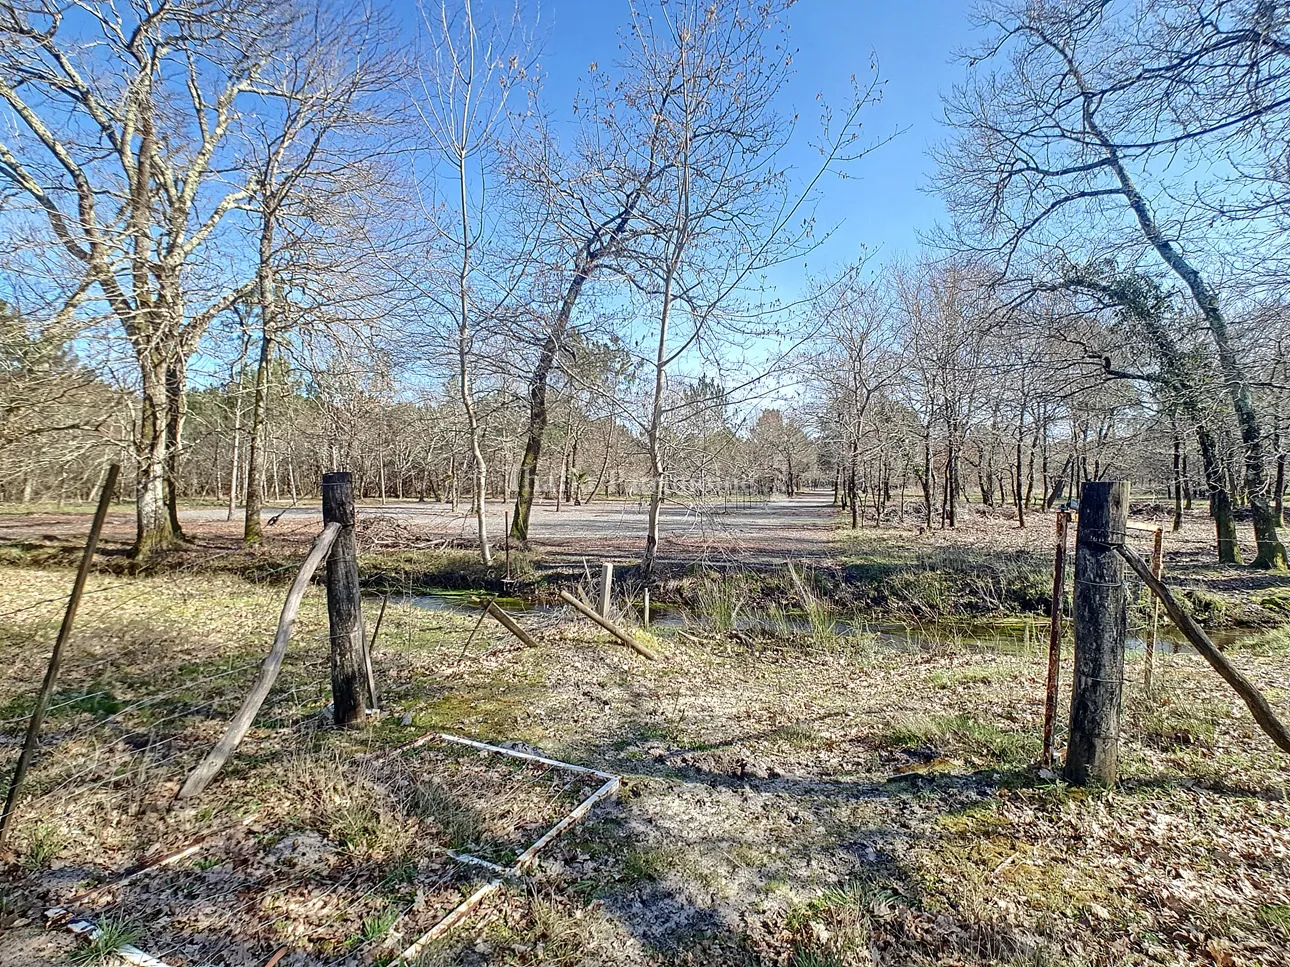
1, 497, 1289, 966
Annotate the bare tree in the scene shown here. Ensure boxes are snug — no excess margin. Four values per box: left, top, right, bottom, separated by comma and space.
620, 0, 885, 575
408, 0, 535, 564
240, 4, 402, 544
937, 0, 1287, 567
0, 0, 295, 555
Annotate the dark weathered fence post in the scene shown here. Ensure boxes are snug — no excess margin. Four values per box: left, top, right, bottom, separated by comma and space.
323, 472, 368, 726
1064, 480, 1129, 786
1041, 508, 1070, 766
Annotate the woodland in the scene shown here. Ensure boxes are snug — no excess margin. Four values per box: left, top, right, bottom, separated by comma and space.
2, 2, 1290, 966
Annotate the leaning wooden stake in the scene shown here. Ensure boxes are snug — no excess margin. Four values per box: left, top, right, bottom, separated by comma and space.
323, 472, 369, 725
1065, 481, 1130, 786
0, 463, 118, 843
176, 523, 340, 800
1042, 509, 1069, 766
1119, 543, 1290, 754
559, 590, 658, 660
485, 601, 539, 649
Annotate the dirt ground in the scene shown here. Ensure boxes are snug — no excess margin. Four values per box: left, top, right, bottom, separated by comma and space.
1, 498, 1290, 967
0, 492, 840, 571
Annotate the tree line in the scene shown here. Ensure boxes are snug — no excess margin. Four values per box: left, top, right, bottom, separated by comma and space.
2, 0, 1289, 571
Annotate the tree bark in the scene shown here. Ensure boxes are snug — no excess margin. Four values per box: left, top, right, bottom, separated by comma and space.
243, 326, 273, 545
1065, 480, 1130, 786
134, 351, 176, 558
164, 356, 188, 541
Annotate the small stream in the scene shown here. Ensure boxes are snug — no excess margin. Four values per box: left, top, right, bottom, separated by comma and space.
378, 591, 1226, 656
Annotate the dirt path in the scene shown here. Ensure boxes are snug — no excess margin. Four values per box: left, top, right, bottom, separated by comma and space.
1, 491, 845, 568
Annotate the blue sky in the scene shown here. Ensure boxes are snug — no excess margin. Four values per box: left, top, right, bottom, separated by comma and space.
528, 0, 975, 267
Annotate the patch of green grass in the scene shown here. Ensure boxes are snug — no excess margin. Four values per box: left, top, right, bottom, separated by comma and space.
351, 906, 399, 947
1138, 701, 1219, 749
412, 683, 535, 741
1259, 903, 1290, 940
772, 722, 822, 747
412, 779, 482, 851
693, 575, 748, 634
927, 666, 1007, 689
784, 878, 903, 967
619, 845, 675, 885
880, 713, 1039, 766
1176, 588, 1231, 626
67, 918, 142, 966
20, 820, 67, 870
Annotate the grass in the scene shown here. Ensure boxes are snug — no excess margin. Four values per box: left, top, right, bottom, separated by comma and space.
351, 906, 399, 947
66, 918, 142, 966
20, 820, 68, 871
1259, 903, 1290, 940
693, 574, 748, 634
880, 712, 1040, 767
619, 845, 676, 885
3, 550, 1290, 966
927, 665, 1009, 689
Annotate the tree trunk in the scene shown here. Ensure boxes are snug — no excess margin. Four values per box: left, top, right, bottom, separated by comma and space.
643, 265, 676, 578
585, 421, 614, 504
134, 352, 176, 558
164, 356, 188, 541
243, 327, 273, 545
1196, 425, 1242, 564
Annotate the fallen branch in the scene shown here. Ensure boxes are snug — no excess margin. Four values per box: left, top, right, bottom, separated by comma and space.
1118, 544, 1290, 754
558, 590, 658, 660
176, 523, 341, 800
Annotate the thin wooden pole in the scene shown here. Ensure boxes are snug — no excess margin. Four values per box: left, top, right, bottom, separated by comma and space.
1, 463, 119, 842
1120, 543, 1290, 754
1065, 481, 1130, 786
504, 510, 511, 580
643, 588, 651, 626
177, 523, 340, 800
369, 593, 390, 654
323, 472, 368, 726
1144, 527, 1163, 693
1042, 509, 1068, 766
559, 590, 658, 660
486, 601, 538, 649
598, 562, 614, 618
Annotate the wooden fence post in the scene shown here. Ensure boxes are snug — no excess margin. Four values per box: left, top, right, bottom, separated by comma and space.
1064, 480, 1129, 786
598, 562, 614, 618
0, 464, 118, 843
1041, 508, 1069, 766
322, 472, 369, 726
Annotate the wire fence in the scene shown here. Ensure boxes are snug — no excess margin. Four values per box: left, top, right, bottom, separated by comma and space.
0, 511, 623, 966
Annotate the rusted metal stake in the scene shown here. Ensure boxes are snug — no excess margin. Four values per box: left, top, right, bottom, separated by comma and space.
0, 463, 118, 843
1144, 527, 1163, 694
1041, 508, 1069, 767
